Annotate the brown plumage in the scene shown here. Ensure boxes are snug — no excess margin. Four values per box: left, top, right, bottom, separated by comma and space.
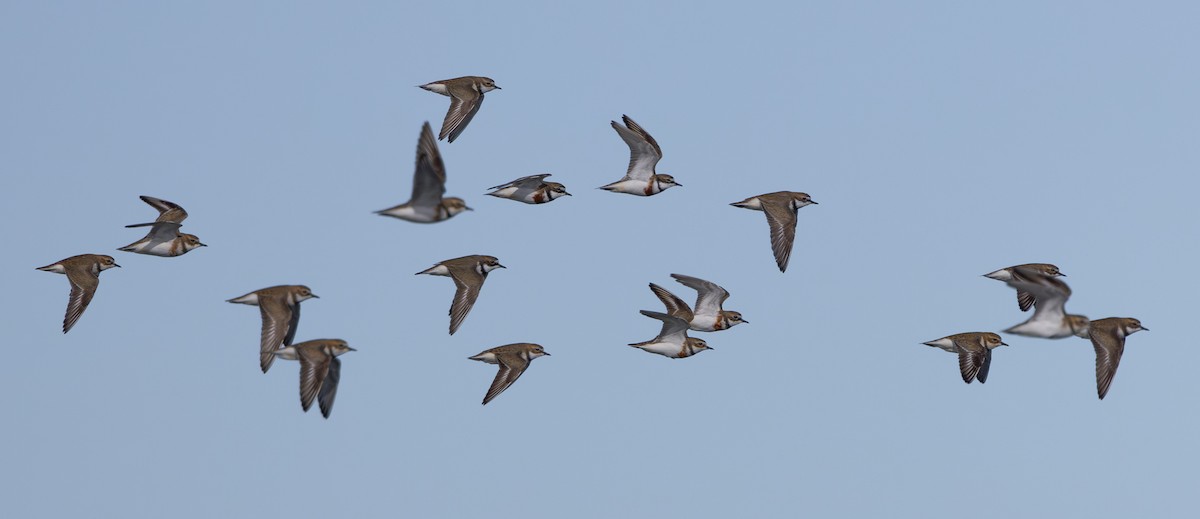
1081, 317, 1148, 400
416, 255, 505, 335
923, 332, 1008, 384
227, 285, 319, 373
469, 343, 550, 405
731, 191, 817, 272
418, 76, 500, 143
36, 254, 121, 333
274, 339, 355, 419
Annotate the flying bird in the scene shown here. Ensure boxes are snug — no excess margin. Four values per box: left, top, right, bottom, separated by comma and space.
416, 255, 505, 334
377, 122, 471, 223
730, 191, 817, 272
486, 174, 571, 204
600, 115, 681, 196
118, 196, 206, 257
418, 76, 500, 143
468, 343, 550, 405
648, 274, 747, 332
1078, 317, 1147, 400
227, 285, 319, 373
629, 310, 712, 359
272, 339, 355, 418
995, 275, 1088, 339
983, 263, 1066, 312
922, 332, 1008, 384
36, 254, 120, 333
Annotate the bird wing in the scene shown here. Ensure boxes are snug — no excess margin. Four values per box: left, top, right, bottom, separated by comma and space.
640, 310, 689, 345
317, 357, 341, 418
447, 264, 486, 335
410, 122, 447, 209
139, 221, 182, 243
957, 346, 986, 384
129, 195, 188, 225
762, 201, 798, 272
298, 347, 333, 413
1089, 326, 1126, 399
482, 350, 530, 405
1025, 277, 1071, 325
649, 283, 694, 322
977, 348, 994, 384
1007, 267, 1059, 312
611, 118, 661, 181
62, 265, 100, 333
440, 85, 484, 143
488, 174, 550, 191
671, 274, 729, 315
621, 115, 662, 157
257, 295, 298, 373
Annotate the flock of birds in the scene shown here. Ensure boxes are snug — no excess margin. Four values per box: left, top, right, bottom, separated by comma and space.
925, 263, 1146, 399
35, 75, 1147, 417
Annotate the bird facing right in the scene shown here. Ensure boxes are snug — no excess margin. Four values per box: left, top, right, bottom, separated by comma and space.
227, 285, 319, 373
469, 343, 550, 405
36, 254, 121, 333
922, 332, 1008, 384
648, 274, 747, 332
600, 115, 681, 196
272, 339, 355, 419
118, 195, 206, 257
731, 191, 817, 272
416, 255, 505, 335
1078, 317, 1148, 400
983, 263, 1066, 312
629, 310, 713, 359
418, 76, 500, 143
486, 174, 571, 204
376, 122, 471, 223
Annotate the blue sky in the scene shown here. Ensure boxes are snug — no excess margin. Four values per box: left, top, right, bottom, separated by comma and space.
2, 2, 1197, 517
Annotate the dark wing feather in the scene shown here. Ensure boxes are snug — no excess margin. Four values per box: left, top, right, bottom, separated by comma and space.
448, 265, 485, 335
621, 115, 662, 157
298, 348, 332, 413
488, 174, 550, 191
410, 122, 447, 208
1090, 328, 1126, 400
762, 202, 798, 272
672, 274, 730, 315
649, 283, 694, 322
482, 351, 530, 405
957, 348, 985, 384
257, 296, 296, 373
977, 348, 994, 384
1017, 291, 1036, 312
441, 87, 484, 143
62, 266, 100, 333
317, 357, 341, 418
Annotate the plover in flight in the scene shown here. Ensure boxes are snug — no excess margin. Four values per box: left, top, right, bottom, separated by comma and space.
272, 339, 355, 418
731, 191, 816, 272
922, 332, 1008, 384
416, 255, 505, 335
36, 254, 120, 333
418, 76, 500, 143
600, 115, 681, 196
468, 343, 550, 405
1078, 317, 1147, 400
118, 196, 205, 257
377, 122, 471, 223
649, 274, 747, 332
227, 285, 319, 373
629, 310, 712, 359
486, 174, 571, 204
